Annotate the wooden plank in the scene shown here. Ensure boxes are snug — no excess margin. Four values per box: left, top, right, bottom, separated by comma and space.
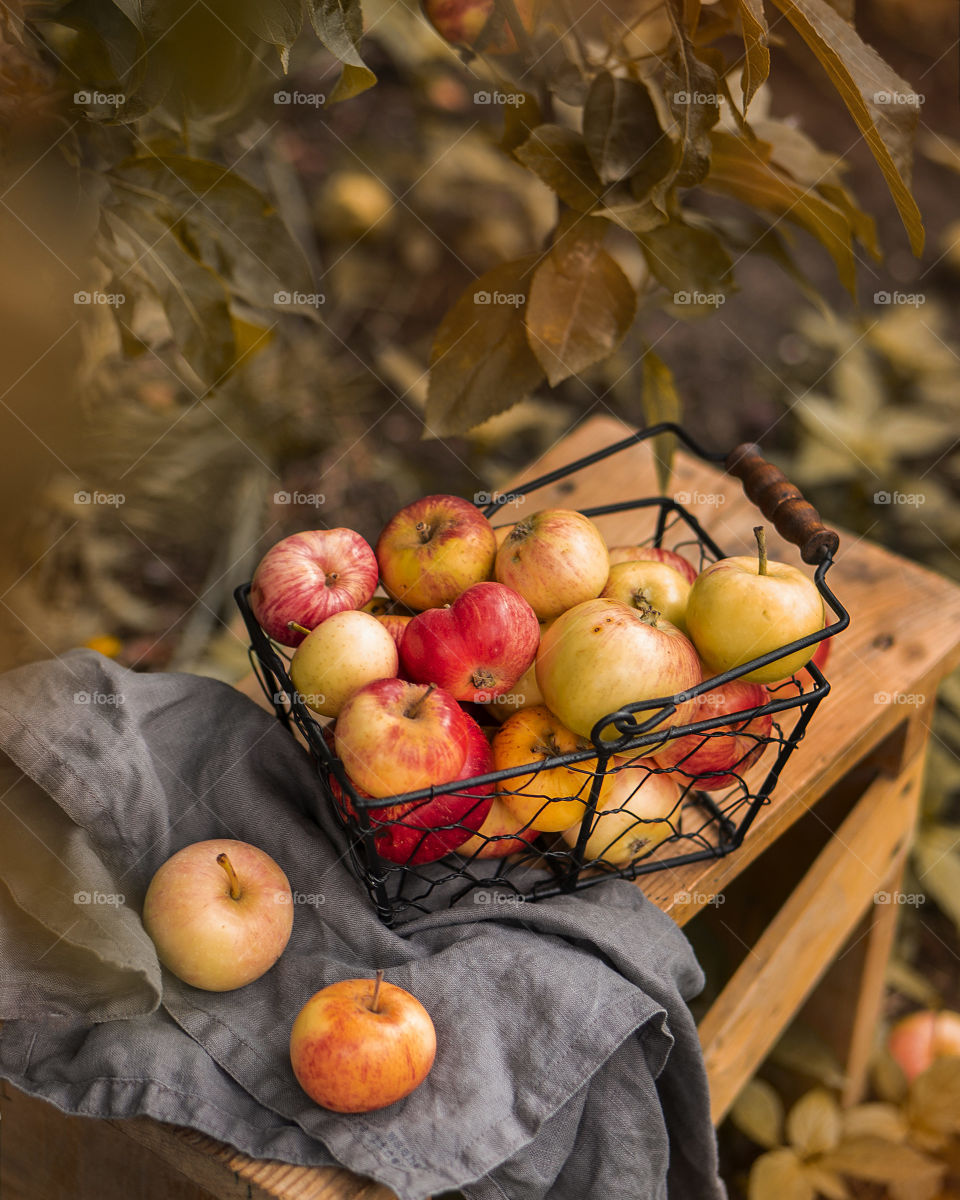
697, 741, 927, 1121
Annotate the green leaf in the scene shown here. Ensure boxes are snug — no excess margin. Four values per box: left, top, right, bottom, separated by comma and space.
526, 218, 636, 386
748, 1148, 815, 1200
786, 1088, 842, 1158
306, 0, 376, 103
641, 350, 680, 494
583, 73, 673, 186
730, 1078, 785, 1150
514, 125, 605, 212
767, 0, 924, 254
738, 0, 770, 112
110, 156, 314, 311
426, 257, 545, 436
638, 218, 733, 306
104, 205, 236, 385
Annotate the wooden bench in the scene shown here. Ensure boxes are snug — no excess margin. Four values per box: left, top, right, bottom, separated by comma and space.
5, 415, 960, 1199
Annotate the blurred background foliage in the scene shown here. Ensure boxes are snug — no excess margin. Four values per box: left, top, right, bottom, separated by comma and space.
1, 0, 959, 1189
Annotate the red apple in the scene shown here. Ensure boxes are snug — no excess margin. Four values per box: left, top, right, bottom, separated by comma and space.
422, 0, 539, 53
290, 971, 436, 1113
686, 527, 824, 683
289, 610, 398, 717
376, 494, 496, 611
495, 509, 609, 620
377, 613, 412, 651
888, 1011, 960, 1083
400, 581, 539, 703
334, 678, 470, 799
456, 795, 539, 859
653, 679, 771, 789
608, 545, 697, 583
331, 714, 495, 863
251, 529, 378, 647
142, 840, 293, 992
536, 598, 702, 745
561, 758, 681, 865
810, 636, 832, 672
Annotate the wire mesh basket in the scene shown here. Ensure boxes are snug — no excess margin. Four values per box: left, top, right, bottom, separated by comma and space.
236, 425, 849, 925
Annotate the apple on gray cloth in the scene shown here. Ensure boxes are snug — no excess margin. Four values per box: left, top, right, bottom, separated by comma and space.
0, 649, 726, 1200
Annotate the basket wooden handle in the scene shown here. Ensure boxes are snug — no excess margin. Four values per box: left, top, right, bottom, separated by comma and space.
726, 443, 840, 564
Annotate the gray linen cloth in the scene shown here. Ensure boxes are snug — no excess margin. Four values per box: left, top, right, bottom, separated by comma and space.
0, 650, 725, 1200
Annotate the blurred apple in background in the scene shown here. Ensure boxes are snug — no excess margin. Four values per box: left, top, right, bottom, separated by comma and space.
601, 560, 691, 631
653, 679, 771, 789
289, 610, 397, 717
607, 545, 697, 583
376, 493, 496, 611
290, 971, 436, 1113
250, 529, 378, 646
143, 840, 293, 991
887, 1010, 960, 1083
493, 706, 597, 833
495, 509, 608, 620
400, 581, 539, 703
421, 0, 539, 53
335, 678, 470, 799
561, 760, 681, 866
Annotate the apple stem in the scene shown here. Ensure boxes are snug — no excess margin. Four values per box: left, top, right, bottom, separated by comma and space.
216, 852, 242, 901
287, 621, 312, 636
370, 969, 384, 1014
415, 520, 432, 545
406, 683, 437, 718
754, 526, 768, 576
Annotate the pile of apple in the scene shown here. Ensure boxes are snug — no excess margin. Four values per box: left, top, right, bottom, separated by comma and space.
248, 493, 829, 869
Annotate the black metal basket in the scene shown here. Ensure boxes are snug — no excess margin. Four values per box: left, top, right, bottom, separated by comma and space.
236, 425, 849, 925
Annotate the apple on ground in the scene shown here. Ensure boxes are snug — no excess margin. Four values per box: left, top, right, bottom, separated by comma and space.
536, 597, 702, 746
561, 759, 681, 866
495, 509, 609, 620
331, 714, 494, 863
686, 526, 824, 684
334, 678, 470, 799
601, 560, 691, 632
652, 679, 771, 789
608, 545, 697, 584
290, 970, 436, 1113
400, 581, 539, 703
250, 529, 378, 647
142, 840, 293, 992
457, 795, 539, 859
376, 493, 496, 611
289, 610, 398, 717
493, 706, 598, 832
887, 1010, 960, 1083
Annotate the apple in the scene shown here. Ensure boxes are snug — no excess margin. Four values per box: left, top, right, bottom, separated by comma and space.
290, 971, 436, 1113
561, 758, 681, 866
493, 705, 598, 832
887, 1010, 960, 1083
400, 581, 539, 703
810, 635, 832, 672
608, 545, 697, 584
331, 714, 495, 863
686, 527, 825, 684
456, 795, 540, 859
422, 0, 538, 53
250, 529, 379, 647
142, 840, 293, 992
600, 560, 691, 631
377, 613, 412, 651
376, 494, 497, 611
495, 509, 609, 620
289, 610, 398, 717
653, 679, 771, 789
536, 598, 702, 746
334, 678, 470, 799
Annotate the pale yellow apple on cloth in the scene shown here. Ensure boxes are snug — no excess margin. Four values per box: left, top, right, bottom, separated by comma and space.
0, 650, 725, 1200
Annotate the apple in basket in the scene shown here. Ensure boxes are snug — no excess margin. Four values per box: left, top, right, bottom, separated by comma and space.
607, 545, 697, 583
142, 840, 293, 991
289, 609, 398, 717
329, 714, 495, 864
376, 493, 497, 611
250, 529, 379, 646
653, 679, 772, 790
686, 527, 824, 684
600, 560, 691, 632
290, 971, 436, 1112
561, 759, 681, 866
457, 795, 540, 859
495, 509, 609, 620
400, 581, 540, 704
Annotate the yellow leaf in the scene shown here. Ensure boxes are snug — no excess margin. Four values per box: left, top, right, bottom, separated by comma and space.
731, 1078, 785, 1150
803, 1164, 851, 1200
640, 350, 680, 494
738, 0, 770, 112
786, 1089, 842, 1158
819, 1136, 944, 1187
908, 1058, 960, 1142
749, 1148, 815, 1200
841, 1102, 908, 1143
